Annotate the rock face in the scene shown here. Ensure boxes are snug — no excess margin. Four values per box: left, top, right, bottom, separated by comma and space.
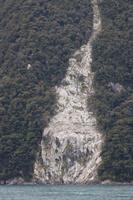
33, 0, 103, 184
108, 82, 125, 94
0, 177, 25, 185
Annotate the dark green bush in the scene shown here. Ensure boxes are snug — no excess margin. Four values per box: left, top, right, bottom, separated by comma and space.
92, 0, 133, 181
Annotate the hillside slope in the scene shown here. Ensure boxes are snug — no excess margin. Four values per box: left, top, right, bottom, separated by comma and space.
0, 0, 132, 183
34, 0, 102, 184
0, 0, 93, 181
92, 0, 133, 182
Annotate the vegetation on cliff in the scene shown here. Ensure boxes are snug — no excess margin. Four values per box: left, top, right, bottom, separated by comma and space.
0, 0, 93, 181
92, 0, 133, 181
0, 0, 132, 183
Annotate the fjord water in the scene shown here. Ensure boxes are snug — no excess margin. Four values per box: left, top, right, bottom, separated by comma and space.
0, 185, 133, 200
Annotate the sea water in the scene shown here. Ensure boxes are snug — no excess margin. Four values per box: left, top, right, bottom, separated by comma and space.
0, 185, 133, 200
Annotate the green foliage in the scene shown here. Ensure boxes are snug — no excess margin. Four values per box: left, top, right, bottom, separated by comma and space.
0, 0, 93, 180
92, 0, 133, 181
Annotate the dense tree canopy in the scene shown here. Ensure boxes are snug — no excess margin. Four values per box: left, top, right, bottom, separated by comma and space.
0, 0, 93, 181
92, 0, 133, 181
0, 0, 132, 182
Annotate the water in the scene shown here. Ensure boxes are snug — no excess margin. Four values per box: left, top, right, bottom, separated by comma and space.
0, 185, 133, 200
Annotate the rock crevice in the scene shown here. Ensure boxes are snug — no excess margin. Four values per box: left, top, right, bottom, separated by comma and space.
34, 0, 103, 184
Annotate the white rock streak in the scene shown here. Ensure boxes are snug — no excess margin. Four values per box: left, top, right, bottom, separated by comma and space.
34, 0, 102, 184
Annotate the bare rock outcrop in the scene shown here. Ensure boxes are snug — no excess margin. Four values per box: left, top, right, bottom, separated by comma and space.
33, 0, 103, 184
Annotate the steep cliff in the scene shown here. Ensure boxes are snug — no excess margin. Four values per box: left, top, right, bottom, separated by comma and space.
0, 0, 93, 181
1, 0, 132, 184
34, 0, 103, 184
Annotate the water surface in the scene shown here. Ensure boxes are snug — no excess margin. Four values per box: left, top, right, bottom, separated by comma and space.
0, 185, 133, 200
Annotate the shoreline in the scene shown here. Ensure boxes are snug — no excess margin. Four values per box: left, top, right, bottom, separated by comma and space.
0, 178, 133, 186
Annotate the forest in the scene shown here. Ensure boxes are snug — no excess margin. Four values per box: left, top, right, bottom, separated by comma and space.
0, 0, 93, 181
0, 0, 132, 182
92, 0, 133, 181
